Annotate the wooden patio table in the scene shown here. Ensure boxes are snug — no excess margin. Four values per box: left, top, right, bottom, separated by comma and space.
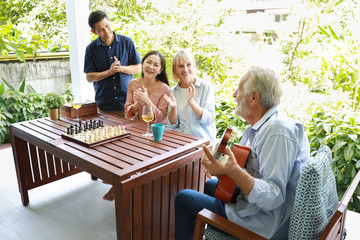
10, 113, 210, 240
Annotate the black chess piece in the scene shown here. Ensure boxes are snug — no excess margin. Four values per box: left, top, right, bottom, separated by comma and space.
70, 125, 74, 135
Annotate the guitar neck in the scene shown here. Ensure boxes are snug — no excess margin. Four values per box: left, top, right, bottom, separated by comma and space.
214, 128, 238, 164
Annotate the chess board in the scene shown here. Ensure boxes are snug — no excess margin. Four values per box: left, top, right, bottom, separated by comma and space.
61, 119, 130, 147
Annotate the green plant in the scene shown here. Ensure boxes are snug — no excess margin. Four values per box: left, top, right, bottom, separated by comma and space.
0, 83, 12, 144
44, 92, 65, 109
5, 91, 48, 123
0, 89, 48, 145
62, 83, 74, 104
305, 102, 360, 212
281, 0, 359, 109
215, 100, 248, 143
0, 78, 71, 146
0, 0, 68, 53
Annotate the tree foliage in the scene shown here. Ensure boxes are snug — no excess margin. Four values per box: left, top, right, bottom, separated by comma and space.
0, 0, 40, 25
281, 0, 359, 109
0, 0, 68, 55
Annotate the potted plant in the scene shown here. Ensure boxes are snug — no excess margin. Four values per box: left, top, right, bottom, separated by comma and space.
44, 92, 65, 120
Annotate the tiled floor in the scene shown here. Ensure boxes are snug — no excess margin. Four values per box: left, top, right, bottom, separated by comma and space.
0, 145, 116, 240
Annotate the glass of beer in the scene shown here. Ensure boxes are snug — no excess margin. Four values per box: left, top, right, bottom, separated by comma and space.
142, 105, 154, 137
72, 96, 82, 122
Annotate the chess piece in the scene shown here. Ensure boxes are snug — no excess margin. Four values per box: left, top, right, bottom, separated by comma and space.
70, 125, 75, 135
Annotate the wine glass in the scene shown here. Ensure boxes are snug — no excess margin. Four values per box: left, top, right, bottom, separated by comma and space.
72, 96, 82, 122
142, 105, 154, 137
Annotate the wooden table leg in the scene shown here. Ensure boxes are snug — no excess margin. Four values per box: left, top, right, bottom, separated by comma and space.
90, 175, 98, 181
114, 179, 131, 240
10, 129, 31, 206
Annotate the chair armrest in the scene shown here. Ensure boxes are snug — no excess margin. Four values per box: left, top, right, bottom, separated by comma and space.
193, 208, 268, 240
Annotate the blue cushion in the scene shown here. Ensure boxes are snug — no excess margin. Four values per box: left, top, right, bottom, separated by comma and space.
288, 145, 338, 240
204, 227, 238, 240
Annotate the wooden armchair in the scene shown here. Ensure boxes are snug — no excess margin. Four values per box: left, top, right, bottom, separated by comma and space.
193, 145, 360, 240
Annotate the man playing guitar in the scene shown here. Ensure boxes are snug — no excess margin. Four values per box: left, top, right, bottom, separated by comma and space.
174, 66, 310, 240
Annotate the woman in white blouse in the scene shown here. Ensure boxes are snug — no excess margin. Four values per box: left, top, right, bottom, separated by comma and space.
164, 49, 216, 145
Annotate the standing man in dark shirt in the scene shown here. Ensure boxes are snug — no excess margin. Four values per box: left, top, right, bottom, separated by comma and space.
84, 10, 141, 117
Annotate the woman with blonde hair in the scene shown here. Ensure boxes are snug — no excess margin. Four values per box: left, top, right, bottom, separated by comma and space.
164, 49, 216, 145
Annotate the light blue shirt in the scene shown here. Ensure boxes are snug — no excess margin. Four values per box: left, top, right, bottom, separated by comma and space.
166, 78, 216, 145
225, 106, 310, 239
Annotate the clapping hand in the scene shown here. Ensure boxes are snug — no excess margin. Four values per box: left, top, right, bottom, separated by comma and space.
134, 86, 150, 106
187, 84, 195, 104
110, 56, 121, 74
164, 92, 177, 108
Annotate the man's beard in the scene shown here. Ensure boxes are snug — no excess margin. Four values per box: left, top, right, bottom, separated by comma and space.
234, 97, 249, 119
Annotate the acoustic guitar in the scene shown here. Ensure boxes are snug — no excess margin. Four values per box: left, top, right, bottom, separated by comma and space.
213, 128, 250, 203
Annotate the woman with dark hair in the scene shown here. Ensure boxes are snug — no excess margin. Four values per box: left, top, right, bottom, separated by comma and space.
124, 50, 170, 124
103, 51, 170, 201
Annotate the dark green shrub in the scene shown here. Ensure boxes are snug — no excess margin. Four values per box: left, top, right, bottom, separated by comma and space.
305, 103, 360, 211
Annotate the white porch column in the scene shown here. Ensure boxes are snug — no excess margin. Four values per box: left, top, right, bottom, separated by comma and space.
65, 0, 94, 102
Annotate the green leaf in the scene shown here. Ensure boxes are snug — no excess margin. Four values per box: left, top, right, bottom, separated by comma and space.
353, 194, 360, 212
3, 111, 12, 118
27, 84, 37, 93
318, 25, 330, 38
328, 25, 339, 40
323, 123, 332, 133
1, 77, 15, 91
320, 135, 332, 145
344, 163, 356, 178
356, 160, 360, 169
344, 144, 354, 161
7, 42, 18, 50
14, 50, 25, 62
348, 134, 357, 142
332, 141, 347, 152
0, 83, 4, 95
332, 154, 344, 163
19, 80, 25, 93
337, 170, 344, 183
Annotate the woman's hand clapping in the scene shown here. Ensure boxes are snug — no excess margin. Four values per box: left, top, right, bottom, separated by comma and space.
187, 84, 195, 105
164, 92, 177, 108
134, 86, 151, 106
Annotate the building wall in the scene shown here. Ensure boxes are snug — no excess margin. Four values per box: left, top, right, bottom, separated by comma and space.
0, 58, 71, 94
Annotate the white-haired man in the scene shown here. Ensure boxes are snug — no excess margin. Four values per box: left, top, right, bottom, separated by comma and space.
174, 65, 310, 239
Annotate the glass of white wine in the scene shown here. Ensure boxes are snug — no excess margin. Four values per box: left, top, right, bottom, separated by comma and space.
142, 105, 154, 137
72, 96, 82, 122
